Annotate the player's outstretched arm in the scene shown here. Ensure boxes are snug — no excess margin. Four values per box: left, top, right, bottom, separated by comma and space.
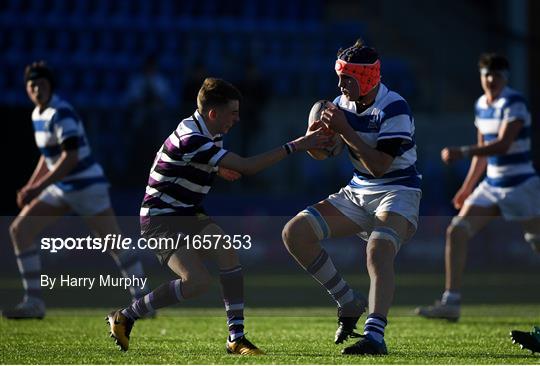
442, 120, 524, 163
219, 127, 331, 176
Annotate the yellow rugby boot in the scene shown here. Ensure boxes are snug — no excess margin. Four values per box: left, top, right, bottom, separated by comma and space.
106, 310, 134, 351
226, 335, 264, 355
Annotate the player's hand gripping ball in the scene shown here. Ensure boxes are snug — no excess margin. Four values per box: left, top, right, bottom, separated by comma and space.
306, 100, 345, 160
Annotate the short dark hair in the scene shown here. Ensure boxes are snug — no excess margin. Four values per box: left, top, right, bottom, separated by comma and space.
24, 60, 56, 90
197, 78, 242, 112
478, 53, 510, 71
337, 38, 379, 64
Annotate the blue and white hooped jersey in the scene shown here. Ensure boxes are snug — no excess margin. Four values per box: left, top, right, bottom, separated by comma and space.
32, 95, 107, 192
474, 87, 536, 188
334, 83, 421, 194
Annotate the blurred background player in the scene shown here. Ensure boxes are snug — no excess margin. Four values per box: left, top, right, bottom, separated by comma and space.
106, 77, 331, 354
124, 54, 175, 185
282, 39, 422, 355
2, 61, 151, 319
416, 53, 540, 322
511, 326, 540, 354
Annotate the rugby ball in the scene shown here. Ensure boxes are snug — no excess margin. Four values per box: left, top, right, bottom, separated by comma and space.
306, 100, 345, 160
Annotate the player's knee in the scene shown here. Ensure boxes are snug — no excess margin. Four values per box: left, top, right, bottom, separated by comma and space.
282, 215, 319, 252
283, 206, 330, 246
282, 217, 301, 251
182, 274, 212, 298
446, 216, 473, 241
366, 241, 395, 271
9, 221, 19, 242
524, 232, 540, 253
9, 219, 30, 248
200, 223, 224, 236
367, 227, 400, 261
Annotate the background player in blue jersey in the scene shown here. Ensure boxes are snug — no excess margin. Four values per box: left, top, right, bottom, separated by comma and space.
106, 77, 331, 355
416, 53, 540, 321
2, 61, 151, 319
282, 39, 422, 355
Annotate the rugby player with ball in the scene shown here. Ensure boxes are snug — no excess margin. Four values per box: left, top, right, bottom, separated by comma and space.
282, 38, 421, 355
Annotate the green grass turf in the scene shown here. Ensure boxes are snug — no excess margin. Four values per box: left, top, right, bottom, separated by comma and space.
1, 306, 539, 364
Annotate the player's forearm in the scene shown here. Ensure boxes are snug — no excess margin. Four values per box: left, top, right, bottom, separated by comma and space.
32, 151, 79, 189
27, 156, 49, 187
340, 129, 392, 177
229, 147, 289, 176
462, 156, 487, 190
463, 139, 512, 157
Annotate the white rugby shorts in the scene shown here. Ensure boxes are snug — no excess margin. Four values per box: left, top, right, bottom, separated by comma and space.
326, 185, 421, 245
465, 176, 540, 221
38, 183, 111, 216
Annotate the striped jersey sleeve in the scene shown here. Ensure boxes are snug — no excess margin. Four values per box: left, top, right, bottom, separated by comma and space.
502, 99, 528, 123
177, 133, 228, 166
51, 108, 80, 143
377, 100, 413, 142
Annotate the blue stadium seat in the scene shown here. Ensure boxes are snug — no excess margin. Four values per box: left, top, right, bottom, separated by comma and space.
0, 0, 335, 104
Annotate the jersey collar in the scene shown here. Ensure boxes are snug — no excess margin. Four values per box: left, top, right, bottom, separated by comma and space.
193, 110, 214, 138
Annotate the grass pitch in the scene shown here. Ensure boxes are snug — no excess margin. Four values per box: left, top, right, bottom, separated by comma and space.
1, 305, 539, 364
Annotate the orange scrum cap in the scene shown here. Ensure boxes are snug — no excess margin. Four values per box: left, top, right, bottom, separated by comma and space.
335, 58, 380, 96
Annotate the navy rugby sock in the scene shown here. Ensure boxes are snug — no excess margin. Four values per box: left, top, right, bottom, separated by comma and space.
220, 265, 245, 341
122, 279, 184, 320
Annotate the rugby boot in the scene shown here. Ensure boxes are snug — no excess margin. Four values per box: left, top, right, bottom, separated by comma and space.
415, 300, 460, 322
226, 335, 264, 355
342, 335, 388, 355
106, 310, 134, 351
335, 292, 368, 344
2, 297, 45, 319
511, 326, 540, 354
